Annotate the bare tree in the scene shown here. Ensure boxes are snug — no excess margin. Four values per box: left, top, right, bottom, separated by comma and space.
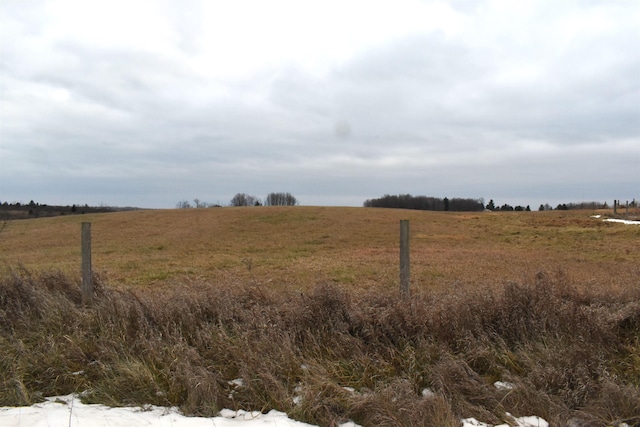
193, 198, 208, 208
264, 192, 298, 206
230, 193, 260, 207
176, 200, 192, 209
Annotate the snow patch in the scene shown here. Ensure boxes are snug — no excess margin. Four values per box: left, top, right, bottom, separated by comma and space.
462, 414, 548, 427
0, 394, 551, 427
493, 381, 515, 391
421, 387, 436, 397
604, 218, 640, 225
1, 394, 552, 427
591, 214, 640, 225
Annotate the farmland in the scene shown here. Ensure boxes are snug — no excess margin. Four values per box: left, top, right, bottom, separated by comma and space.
1, 207, 639, 426
0, 206, 638, 292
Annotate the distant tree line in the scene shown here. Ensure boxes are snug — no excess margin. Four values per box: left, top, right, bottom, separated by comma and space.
264, 192, 297, 206
175, 199, 222, 209
230, 193, 261, 207
177, 192, 298, 208
0, 200, 125, 220
546, 201, 610, 211
363, 196, 625, 213
363, 194, 485, 211
483, 200, 622, 212
485, 200, 531, 211
229, 192, 298, 207
476, 200, 614, 212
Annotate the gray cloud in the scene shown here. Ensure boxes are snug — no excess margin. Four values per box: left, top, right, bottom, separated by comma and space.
1, 0, 638, 208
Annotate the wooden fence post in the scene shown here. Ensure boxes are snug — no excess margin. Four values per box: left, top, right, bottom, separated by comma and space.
400, 220, 410, 299
81, 222, 93, 306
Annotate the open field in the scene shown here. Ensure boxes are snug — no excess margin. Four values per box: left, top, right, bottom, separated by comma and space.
0, 206, 638, 293
1, 207, 639, 426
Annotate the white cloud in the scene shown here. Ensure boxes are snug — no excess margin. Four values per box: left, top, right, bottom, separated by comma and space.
192, 0, 466, 78
0, 0, 638, 208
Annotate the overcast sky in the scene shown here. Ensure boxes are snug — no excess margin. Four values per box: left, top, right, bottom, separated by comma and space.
1, 0, 638, 208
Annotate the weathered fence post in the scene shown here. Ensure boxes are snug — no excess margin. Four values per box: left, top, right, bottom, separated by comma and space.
400, 220, 410, 299
614, 200, 617, 215
81, 222, 93, 306
626, 200, 629, 217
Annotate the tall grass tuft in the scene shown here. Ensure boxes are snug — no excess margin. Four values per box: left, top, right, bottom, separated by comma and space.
1, 267, 639, 426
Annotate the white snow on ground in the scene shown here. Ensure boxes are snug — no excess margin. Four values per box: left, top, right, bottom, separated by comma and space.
0, 394, 549, 427
591, 214, 640, 225
604, 218, 640, 225
462, 415, 548, 427
0, 395, 322, 427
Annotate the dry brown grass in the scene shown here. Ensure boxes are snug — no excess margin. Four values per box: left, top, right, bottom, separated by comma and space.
0, 268, 638, 426
1, 207, 639, 425
0, 207, 638, 294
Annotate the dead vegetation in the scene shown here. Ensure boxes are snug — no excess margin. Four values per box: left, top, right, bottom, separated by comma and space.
1, 268, 638, 426
0, 207, 638, 293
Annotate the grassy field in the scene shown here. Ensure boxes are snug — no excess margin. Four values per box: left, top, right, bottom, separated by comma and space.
1, 207, 639, 426
0, 206, 638, 293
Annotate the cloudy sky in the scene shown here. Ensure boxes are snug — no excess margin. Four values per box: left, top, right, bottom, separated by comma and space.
1, 0, 638, 208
